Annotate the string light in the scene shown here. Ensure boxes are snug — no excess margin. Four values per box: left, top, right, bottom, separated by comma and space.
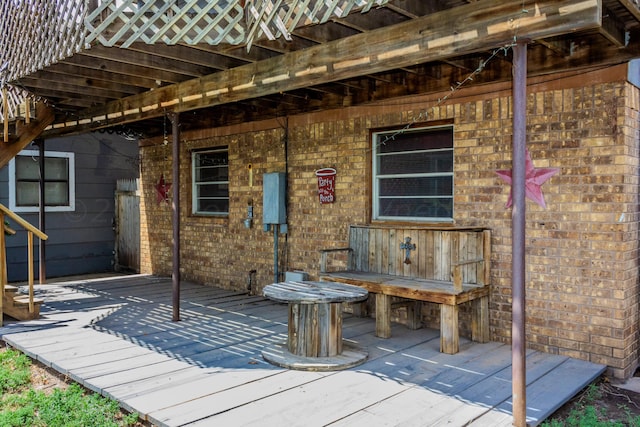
376, 41, 516, 148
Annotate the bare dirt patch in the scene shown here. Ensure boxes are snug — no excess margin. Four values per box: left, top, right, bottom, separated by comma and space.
543, 375, 640, 425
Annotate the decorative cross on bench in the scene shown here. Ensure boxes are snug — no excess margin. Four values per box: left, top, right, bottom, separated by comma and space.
400, 237, 416, 264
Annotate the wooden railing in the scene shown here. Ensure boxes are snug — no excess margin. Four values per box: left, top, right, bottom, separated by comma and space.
0, 203, 48, 327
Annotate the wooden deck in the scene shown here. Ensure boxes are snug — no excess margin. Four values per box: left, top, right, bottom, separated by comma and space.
0, 275, 605, 427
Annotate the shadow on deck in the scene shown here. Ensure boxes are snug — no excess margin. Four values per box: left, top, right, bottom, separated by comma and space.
0, 274, 605, 427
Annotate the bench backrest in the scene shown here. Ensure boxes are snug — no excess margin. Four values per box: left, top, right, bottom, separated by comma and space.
348, 225, 491, 286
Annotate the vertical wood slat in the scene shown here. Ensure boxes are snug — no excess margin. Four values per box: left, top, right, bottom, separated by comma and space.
288, 302, 342, 357
388, 228, 397, 276
483, 229, 492, 285
380, 227, 389, 275
433, 231, 443, 280
329, 226, 489, 286
417, 229, 427, 279
425, 229, 435, 280
401, 228, 411, 277
409, 228, 419, 278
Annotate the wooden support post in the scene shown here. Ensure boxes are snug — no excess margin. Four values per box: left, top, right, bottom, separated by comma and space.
27, 232, 34, 313
440, 304, 459, 354
512, 41, 528, 427
375, 293, 392, 338
0, 212, 5, 327
406, 301, 422, 330
2, 88, 8, 143
471, 296, 490, 343
37, 139, 46, 284
169, 112, 181, 322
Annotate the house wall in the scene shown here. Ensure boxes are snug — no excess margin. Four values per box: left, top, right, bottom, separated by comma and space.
0, 132, 139, 281
139, 64, 640, 379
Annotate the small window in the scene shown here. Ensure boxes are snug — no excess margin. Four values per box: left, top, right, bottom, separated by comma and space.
192, 147, 229, 215
372, 125, 453, 222
9, 150, 75, 213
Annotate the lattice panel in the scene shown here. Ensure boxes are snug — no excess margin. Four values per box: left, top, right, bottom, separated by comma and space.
85, 0, 388, 48
0, 0, 87, 85
0, 0, 83, 122
246, 0, 389, 48
86, 0, 246, 47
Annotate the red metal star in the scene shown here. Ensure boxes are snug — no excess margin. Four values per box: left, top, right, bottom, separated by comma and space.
496, 149, 559, 209
155, 173, 172, 204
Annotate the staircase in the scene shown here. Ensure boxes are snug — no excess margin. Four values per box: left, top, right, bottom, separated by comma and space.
1, 203, 48, 325
2, 284, 43, 320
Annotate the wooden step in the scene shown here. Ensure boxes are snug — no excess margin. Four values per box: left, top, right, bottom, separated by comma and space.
2, 293, 43, 321
3, 285, 19, 295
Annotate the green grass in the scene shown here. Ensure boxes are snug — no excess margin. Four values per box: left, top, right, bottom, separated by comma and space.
0, 347, 140, 427
541, 383, 640, 427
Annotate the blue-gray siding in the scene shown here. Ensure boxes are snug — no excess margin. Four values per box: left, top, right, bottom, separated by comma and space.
0, 132, 139, 281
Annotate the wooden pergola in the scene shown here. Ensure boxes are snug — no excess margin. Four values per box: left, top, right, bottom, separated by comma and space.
2, 1, 640, 425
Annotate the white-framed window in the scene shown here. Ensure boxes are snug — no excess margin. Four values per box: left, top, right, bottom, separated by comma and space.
192, 147, 229, 215
372, 125, 454, 222
9, 150, 75, 213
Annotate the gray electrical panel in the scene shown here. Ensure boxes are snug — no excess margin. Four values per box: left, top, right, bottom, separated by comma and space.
263, 172, 286, 225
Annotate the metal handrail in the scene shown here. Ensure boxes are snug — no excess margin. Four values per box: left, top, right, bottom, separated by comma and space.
0, 203, 48, 326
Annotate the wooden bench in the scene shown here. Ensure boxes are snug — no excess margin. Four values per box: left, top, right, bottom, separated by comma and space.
319, 225, 491, 354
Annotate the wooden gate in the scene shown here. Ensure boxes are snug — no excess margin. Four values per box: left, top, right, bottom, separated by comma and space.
114, 178, 140, 273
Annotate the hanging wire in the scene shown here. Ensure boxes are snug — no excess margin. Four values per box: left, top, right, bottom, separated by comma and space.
376, 4, 530, 148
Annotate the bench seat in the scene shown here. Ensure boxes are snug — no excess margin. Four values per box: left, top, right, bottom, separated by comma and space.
320, 271, 489, 304
319, 225, 491, 354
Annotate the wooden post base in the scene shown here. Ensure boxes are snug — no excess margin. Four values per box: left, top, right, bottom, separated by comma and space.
262, 342, 368, 371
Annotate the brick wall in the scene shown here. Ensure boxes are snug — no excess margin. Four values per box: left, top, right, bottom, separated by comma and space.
139, 64, 640, 379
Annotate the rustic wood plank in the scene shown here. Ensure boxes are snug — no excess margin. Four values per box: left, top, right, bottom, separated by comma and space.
418, 228, 427, 279
491, 357, 606, 426
368, 227, 377, 273
380, 227, 389, 274
471, 295, 490, 343
321, 272, 489, 304
375, 293, 392, 338
180, 369, 410, 427
440, 303, 459, 354
388, 227, 397, 276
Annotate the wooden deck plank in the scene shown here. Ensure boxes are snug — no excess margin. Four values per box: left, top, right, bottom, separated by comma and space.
149, 370, 333, 425
166, 369, 409, 427
121, 369, 300, 419
0, 275, 607, 427
489, 357, 606, 426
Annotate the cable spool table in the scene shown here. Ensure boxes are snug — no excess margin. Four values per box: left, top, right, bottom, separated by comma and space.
261, 280, 369, 371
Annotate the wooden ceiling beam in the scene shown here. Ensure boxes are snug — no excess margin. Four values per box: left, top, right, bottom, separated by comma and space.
617, 0, 640, 23
0, 103, 55, 169
41, 62, 160, 89
79, 45, 219, 78
44, 0, 602, 136
19, 72, 140, 97
125, 43, 236, 71
61, 55, 190, 85
17, 77, 131, 101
